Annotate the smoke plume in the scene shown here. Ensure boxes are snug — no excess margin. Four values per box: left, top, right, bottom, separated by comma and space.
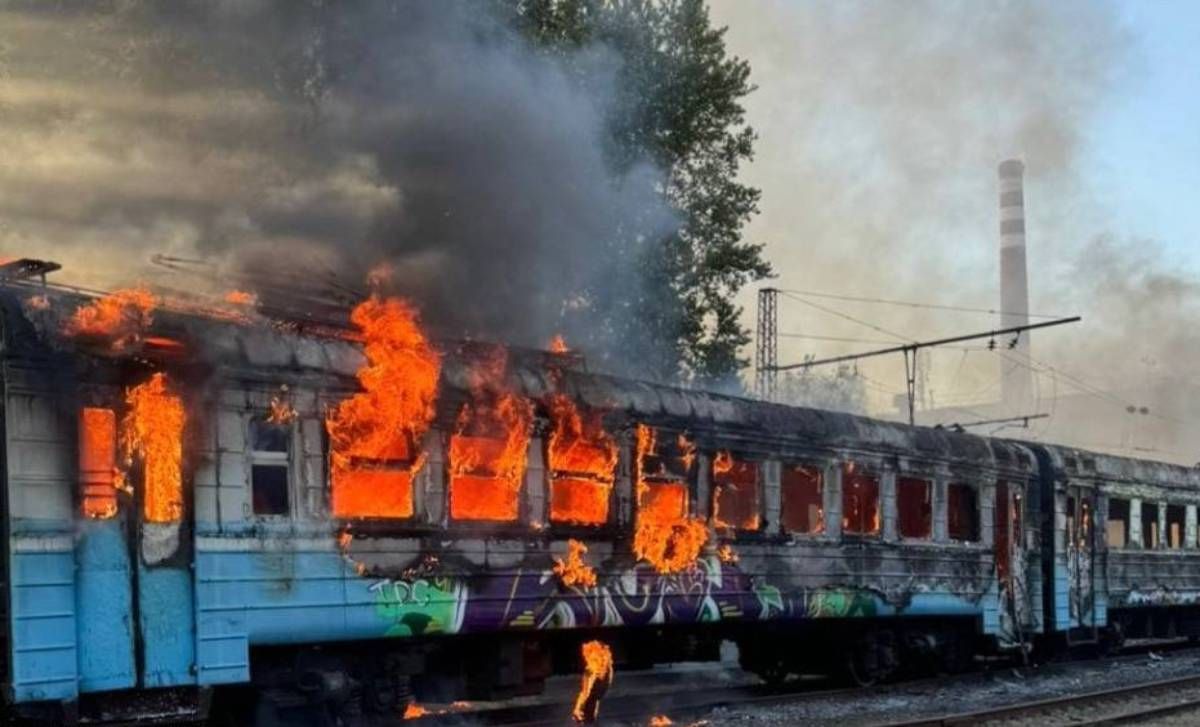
0, 1, 676, 357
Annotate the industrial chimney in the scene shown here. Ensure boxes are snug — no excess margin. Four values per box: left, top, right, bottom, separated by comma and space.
998, 159, 1034, 409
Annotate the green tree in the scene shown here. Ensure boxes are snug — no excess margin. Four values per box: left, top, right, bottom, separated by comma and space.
503, 0, 771, 387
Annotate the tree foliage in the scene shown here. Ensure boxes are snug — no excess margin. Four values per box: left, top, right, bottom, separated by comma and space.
499, 0, 771, 386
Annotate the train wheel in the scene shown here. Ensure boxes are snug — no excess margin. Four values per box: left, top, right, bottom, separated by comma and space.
845, 631, 898, 687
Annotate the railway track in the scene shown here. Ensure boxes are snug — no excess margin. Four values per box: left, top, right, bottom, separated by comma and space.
412, 641, 1200, 726
874, 673, 1200, 726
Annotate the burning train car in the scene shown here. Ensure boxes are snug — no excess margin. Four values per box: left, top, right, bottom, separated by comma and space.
0, 261, 1199, 723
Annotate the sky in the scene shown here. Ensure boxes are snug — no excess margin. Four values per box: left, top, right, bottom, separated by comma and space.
1083, 1, 1200, 266
706, 0, 1200, 428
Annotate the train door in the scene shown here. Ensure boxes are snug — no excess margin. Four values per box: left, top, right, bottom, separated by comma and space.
995, 481, 1032, 645
1066, 487, 1096, 631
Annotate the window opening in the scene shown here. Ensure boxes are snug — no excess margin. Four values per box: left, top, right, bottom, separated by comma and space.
947, 483, 979, 542
1167, 504, 1185, 549
841, 464, 879, 535
1141, 502, 1159, 548
251, 415, 290, 516
80, 407, 119, 519
711, 451, 761, 531
781, 464, 824, 534
897, 477, 932, 539
1106, 498, 1129, 548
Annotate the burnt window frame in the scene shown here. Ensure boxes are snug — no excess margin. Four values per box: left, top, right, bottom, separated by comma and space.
780, 461, 826, 537
1140, 500, 1160, 549
946, 481, 981, 543
248, 412, 294, 519
634, 426, 699, 525
840, 463, 882, 538
896, 475, 934, 541
1106, 496, 1130, 549
1166, 502, 1186, 549
709, 450, 764, 533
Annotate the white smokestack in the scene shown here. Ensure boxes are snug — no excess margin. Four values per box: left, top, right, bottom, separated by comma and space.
998, 159, 1034, 409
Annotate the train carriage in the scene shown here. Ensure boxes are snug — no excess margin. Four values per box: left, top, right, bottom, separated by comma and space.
0, 279, 1167, 724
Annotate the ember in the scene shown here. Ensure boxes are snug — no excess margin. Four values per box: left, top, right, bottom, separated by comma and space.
121, 373, 185, 523
717, 544, 738, 563
633, 425, 708, 574
402, 703, 428, 719
223, 290, 258, 307
267, 390, 297, 425
549, 334, 569, 353
572, 640, 614, 723
64, 287, 157, 350
650, 717, 674, 726
546, 394, 617, 525
326, 296, 440, 519
80, 407, 118, 519
553, 539, 598, 588
449, 348, 533, 521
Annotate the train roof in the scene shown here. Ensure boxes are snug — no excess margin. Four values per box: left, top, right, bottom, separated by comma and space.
1, 284, 1039, 475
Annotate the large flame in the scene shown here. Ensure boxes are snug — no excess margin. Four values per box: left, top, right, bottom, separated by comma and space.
121, 373, 185, 523
553, 538, 598, 588
64, 287, 157, 350
572, 640, 614, 723
326, 296, 440, 519
546, 394, 617, 525
80, 407, 118, 519
448, 348, 533, 521
632, 425, 707, 574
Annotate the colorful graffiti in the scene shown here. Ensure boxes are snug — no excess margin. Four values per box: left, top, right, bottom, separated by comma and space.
367, 555, 888, 638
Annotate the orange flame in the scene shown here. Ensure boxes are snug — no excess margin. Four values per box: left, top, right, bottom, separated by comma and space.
267, 395, 297, 425
573, 640, 614, 723
80, 407, 119, 519
223, 290, 258, 307
553, 539, 598, 588
121, 373, 185, 523
549, 334, 569, 353
65, 288, 157, 350
717, 544, 738, 563
448, 348, 532, 521
326, 296, 440, 519
712, 450, 733, 475
402, 703, 429, 719
649, 717, 674, 727
546, 394, 617, 525
677, 432, 697, 473
633, 424, 708, 574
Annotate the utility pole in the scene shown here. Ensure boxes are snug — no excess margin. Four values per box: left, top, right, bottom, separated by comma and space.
765, 316, 1081, 426
755, 288, 778, 400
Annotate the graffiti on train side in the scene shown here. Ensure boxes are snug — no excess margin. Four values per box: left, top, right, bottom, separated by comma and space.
368, 556, 882, 637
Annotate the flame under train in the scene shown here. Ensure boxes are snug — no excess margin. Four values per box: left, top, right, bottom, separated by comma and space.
0, 268, 1197, 723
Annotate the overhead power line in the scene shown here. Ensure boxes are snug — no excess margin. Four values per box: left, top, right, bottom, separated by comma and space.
776, 287, 1064, 320
765, 316, 1082, 426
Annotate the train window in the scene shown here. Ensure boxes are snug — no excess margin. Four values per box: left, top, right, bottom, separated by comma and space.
781, 464, 824, 535
1167, 505, 1186, 549
1107, 498, 1130, 547
947, 483, 979, 542
841, 464, 880, 535
711, 451, 761, 531
1141, 502, 1159, 548
897, 477, 932, 539
545, 397, 617, 526
250, 415, 290, 516
80, 407, 119, 519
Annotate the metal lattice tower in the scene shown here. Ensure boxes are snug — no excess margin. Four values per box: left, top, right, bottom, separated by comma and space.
755, 287, 778, 400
